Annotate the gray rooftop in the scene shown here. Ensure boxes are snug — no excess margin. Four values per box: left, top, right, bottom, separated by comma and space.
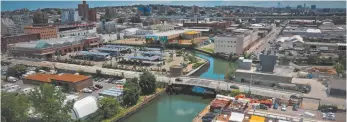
304, 42, 338, 46
329, 78, 346, 90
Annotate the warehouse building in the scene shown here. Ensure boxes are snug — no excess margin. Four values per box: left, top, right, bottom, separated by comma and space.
214, 29, 258, 55
23, 73, 93, 92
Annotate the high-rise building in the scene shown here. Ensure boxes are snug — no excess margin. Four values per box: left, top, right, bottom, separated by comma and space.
192, 5, 199, 15
88, 9, 97, 22
105, 7, 117, 19
9, 14, 32, 34
33, 11, 48, 25
1, 18, 16, 36
61, 9, 80, 23
158, 5, 168, 15
137, 6, 151, 16
311, 5, 317, 9
78, 0, 89, 20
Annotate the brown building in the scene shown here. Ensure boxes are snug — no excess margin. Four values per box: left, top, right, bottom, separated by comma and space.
24, 26, 57, 39
88, 9, 97, 22
1, 33, 40, 54
183, 22, 231, 29
23, 73, 92, 92
33, 11, 48, 25
78, 0, 89, 21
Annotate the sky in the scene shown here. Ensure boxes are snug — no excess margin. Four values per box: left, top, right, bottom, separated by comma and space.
1, 1, 346, 11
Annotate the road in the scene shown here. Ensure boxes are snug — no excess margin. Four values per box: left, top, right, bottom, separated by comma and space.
153, 15, 344, 19
4, 58, 346, 107
247, 26, 281, 54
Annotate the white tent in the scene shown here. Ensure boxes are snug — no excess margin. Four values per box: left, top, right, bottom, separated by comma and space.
71, 96, 98, 119
228, 112, 245, 122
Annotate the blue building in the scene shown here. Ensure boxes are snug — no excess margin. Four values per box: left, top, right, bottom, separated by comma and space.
137, 6, 151, 16
61, 9, 80, 23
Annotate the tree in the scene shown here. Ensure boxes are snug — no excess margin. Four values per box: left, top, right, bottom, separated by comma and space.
1, 92, 30, 122
229, 89, 241, 97
139, 71, 157, 95
29, 84, 73, 122
123, 78, 140, 106
96, 69, 102, 77
90, 97, 121, 121
7, 64, 26, 78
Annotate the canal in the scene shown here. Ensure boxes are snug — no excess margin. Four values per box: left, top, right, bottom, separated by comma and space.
122, 51, 236, 122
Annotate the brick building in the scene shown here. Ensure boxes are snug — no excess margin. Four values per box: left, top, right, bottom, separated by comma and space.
1, 33, 40, 54
23, 73, 92, 92
88, 9, 97, 22
183, 22, 231, 29
24, 26, 57, 39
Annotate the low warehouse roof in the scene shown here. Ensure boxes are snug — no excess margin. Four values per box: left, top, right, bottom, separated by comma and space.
25, 73, 90, 83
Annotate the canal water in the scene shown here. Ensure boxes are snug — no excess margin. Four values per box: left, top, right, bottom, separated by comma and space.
122, 94, 212, 122
122, 51, 235, 122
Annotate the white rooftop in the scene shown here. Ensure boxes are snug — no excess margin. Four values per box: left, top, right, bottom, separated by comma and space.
71, 96, 98, 119
151, 30, 185, 37
306, 29, 321, 33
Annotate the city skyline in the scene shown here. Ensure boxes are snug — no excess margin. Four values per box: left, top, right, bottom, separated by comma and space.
2, 1, 346, 11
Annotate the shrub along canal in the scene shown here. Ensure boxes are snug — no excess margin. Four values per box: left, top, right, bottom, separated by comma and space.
122, 51, 236, 122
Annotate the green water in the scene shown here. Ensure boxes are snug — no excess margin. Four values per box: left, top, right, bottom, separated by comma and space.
122, 94, 212, 122
122, 51, 234, 122
191, 51, 237, 80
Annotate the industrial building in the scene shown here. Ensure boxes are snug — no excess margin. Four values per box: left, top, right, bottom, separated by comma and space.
58, 27, 96, 38
214, 29, 258, 54
1, 33, 41, 54
145, 30, 186, 44
327, 78, 346, 97
276, 35, 304, 50
8, 35, 103, 59
23, 73, 93, 92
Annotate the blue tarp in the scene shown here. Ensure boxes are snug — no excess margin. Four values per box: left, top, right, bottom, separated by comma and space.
78, 51, 109, 56
192, 86, 206, 94
99, 87, 123, 97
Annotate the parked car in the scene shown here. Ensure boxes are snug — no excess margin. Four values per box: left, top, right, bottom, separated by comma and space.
281, 104, 287, 111
259, 104, 268, 110
293, 104, 298, 111
98, 78, 105, 82
229, 85, 239, 89
273, 103, 278, 109
95, 84, 103, 89
175, 78, 183, 82
323, 112, 336, 121
82, 88, 93, 93
88, 86, 98, 91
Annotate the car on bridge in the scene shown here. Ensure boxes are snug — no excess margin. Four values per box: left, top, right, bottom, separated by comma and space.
175, 78, 183, 82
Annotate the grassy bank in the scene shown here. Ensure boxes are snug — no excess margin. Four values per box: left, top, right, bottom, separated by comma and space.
102, 88, 165, 122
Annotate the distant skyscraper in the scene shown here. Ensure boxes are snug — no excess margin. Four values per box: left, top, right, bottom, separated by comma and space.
311, 5, 317, 9
61, 9, 80, 23
88, 9, 97, 22
158, 5, 168, 15
33, 10, 48, 25
105, 7, 117, 19
192, 5, 199, 15
1, 18, 16, 36
78, 0, 89, 20
137, 6, 151, 16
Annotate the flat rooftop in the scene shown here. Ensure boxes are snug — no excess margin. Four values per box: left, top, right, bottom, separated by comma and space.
147, 30, 186, 37
236, 65, 295, 77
